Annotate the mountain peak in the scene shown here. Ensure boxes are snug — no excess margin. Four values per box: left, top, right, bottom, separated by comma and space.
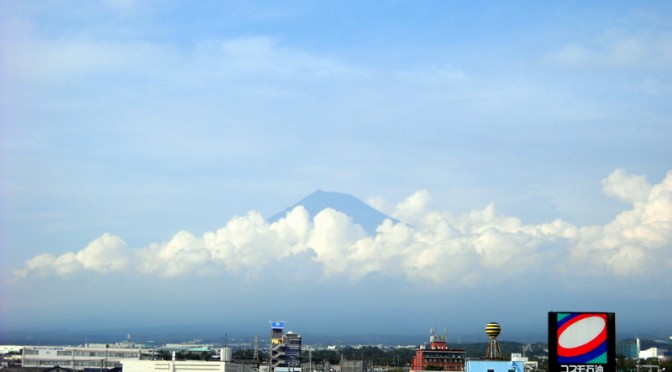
268, 190, 395, 234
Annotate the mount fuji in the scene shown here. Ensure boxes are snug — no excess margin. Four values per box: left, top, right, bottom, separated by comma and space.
268, 190, 397, 235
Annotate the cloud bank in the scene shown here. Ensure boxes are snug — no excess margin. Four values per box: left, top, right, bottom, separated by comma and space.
15, 169, 672, 285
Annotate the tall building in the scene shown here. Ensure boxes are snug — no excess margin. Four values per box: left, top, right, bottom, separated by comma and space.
617, 338, 640, 360
284, 332, 301, 368
411, 330, 465, 372
270, 322, 301, 371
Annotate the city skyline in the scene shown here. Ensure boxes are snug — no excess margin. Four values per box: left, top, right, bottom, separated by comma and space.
1, 1, 671, 340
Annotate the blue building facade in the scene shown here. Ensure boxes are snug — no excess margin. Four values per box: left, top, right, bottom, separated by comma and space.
464, 360, 525, 372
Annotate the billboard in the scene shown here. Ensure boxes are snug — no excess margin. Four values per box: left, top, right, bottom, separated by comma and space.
271, 321, 285, 345
548, 312, 615, 372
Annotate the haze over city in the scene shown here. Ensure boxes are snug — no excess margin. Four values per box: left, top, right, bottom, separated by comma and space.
1, 1, 671, 343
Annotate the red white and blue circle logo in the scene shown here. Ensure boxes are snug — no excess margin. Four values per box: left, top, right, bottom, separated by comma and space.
557, 313, 608, 364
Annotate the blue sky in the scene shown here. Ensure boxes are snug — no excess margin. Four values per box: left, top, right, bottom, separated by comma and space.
1, 1, 671, 341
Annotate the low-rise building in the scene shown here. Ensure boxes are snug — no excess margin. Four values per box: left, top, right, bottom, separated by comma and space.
411, 332, 465, 372
22, 345, 148, 370
464, 360, 525, 372
122, 359, 254, 372
640, 347, 669, 361
340, 360, 363, 372
510, 353, 538, 371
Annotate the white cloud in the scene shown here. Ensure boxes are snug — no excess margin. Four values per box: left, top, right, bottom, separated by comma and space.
76, 233, 130, 273
269, 206, 312, 254
544, 30, 672, 69
14, 233, 129, 279
392, 190, 431, 225
137, 230, 209, 277
14, 254, 57, 279
602, 168, 652, 204
0, 20, 176, 85
306, 208, 368, 277
0, 17, 353, 96
14, 170, 672, 286
546, 44, 595, 67
573, 170, 672, 277
366, 196, 387, 213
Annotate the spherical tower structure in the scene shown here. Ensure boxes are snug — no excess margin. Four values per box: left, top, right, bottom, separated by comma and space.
484, 322, 503, 360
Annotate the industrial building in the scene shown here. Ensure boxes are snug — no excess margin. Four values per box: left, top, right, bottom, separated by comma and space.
640, 346, 669, 361
340, 360, 364, 372
617, 338, 670, 361
21, 345, 148, 370
122, 350, 254, 372
410, 330, 465, 372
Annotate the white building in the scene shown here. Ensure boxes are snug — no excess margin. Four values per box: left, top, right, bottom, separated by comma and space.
22, 345, 147, 369
640, 347, 669, 361
510, 353, 538, 371
122, 360, 255, 372
0, 346, 23, 354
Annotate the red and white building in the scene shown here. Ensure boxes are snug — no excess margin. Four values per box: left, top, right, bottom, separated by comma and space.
411, 333, 465, 372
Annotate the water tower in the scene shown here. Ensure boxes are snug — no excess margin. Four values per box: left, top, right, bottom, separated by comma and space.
484, 322, 503, 360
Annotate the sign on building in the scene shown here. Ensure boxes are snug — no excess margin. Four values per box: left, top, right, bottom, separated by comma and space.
548, 312, 615, 372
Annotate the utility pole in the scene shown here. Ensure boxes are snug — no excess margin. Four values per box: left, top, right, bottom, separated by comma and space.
254, 334, 259, 361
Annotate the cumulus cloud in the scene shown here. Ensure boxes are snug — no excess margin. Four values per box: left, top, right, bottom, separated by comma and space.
392, 190, 431, 225
15, 233, 129, 279
574, 170, 672, 276
602, 168, 651, 204
14, 170, 672, 285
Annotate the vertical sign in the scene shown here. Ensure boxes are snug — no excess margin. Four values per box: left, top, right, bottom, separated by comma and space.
271, 321, 284, 345
548, 312, 615, 372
